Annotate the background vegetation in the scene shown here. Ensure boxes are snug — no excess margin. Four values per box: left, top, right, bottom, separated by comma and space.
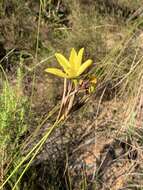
0, 0, 143, 189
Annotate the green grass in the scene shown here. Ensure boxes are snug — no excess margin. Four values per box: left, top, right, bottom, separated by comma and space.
0, 67, 28, 189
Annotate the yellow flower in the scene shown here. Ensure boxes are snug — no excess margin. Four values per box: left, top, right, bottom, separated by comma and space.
45, 48, 93, 79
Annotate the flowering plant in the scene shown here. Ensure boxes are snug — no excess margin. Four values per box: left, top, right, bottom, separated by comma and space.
45, 48, 96, 120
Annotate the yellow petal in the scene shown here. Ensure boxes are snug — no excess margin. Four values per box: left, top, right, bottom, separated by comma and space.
77, 48, 84, 69
55, 53, 70, 73
45, 68, 68, 78
77, 59, 92, 76
69, 48, 77, 70
90, 77, 97, 84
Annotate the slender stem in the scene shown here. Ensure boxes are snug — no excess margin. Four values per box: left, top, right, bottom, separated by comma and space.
57, 78, 67, 120
0, 117, 63, 190
29, 2, 42, 112
66, 82, 76, 116
11, 119, 62, 190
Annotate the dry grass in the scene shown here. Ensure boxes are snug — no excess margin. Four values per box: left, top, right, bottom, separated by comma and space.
0, 0, 143, 189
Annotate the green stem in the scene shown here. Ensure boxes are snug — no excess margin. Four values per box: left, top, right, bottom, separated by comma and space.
57, 78, 67, 121
0, 118, 62, 190
11, 119, 62, 190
